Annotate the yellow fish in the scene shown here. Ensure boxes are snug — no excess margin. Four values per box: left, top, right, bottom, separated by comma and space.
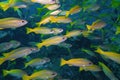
0, 47, 39, 65
3, 69, 27, 78
66, 5, 82, 17
36, 36, 67, 48
65, 30, 82, 38
0, 17, 27, 29
31, 0, 56, 4
95, 48, 120, 64
99, 62, 118, 80
87, 20, 106, 31
50, 16, 72, 23
79, 65, 101, 72
60, 58, 93, 67
44, 4, 60, 10
36, 16, 51, 26
25, 57, 50, 68
0, 0, 16, 11
26, 27, 54, 34
22, 70, 57, 80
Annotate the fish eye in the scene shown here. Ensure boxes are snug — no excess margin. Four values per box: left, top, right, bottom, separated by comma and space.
22, 20, 25, 23
50, 30, 54, 32
51, 72, 56, 75
89, 62, 92, 65
62, 37, 66, 40
59, 29, 63, 31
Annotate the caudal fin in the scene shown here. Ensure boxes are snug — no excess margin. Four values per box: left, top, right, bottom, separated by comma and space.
0, 57, 6, 65
3, 70, 9, 76
86, 25, 92, 31
60, 58, 67, 66
66, 11, 70, 17
36, 43, 43, 49
26, 27, 33, 34
22, 74, 30, 80
95, 47, 104, 54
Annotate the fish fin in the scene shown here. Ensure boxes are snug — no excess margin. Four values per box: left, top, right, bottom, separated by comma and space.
50, 16, 56, 23
66, 11, 70, 17
22, 74, 30, 80
95, 47, 103, 54
36, 22, 41, 27
0, 3, 10, 11
60, 58, 67, 66
36, 43, 43, 49
24, 63, 28, 68
0, 57, 6, 65
86, 25, 92, 31
115, 27, 120, 35
26, 27, 33, 34
3, 53, 11, 57
79, 67, 84, 71
3, 70, 9, 76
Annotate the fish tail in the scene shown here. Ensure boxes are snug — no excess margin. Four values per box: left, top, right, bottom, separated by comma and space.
36, 43, 43, 49
0, 3, 9, 11
3, 70, 9, 76
24, 63, 28, 68
26, 27, 33, 34
79, 67, 84, 71
115, 27, 120, 35
0, 57, 6, 65
86, 25, 92, 31
66, 11, 70, 17
22, 74, 30, 80
60, 58, 67, 66
95, 47, 104, 54
36, 22, 41, 27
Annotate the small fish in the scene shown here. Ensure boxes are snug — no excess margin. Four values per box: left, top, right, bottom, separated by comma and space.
57, 42, 72, 48
50, 16, 72, 23
0, 17, 28, 29
36, 16, 51, 26
25, 57, 50, 68
22, 70, 57, 80
0, 42, 13, 52
26, 27, 54, 34
0, 0, 16, 11
0, 31, 8, 38
44, 4, 60, 10
3, 69, 27, 78
95, 48, 120, 64
81, 30, 93, 37
50, 10, 62, 15
99, 62, 119, 80
60, 58, 93, 67
0, 47, 39, 65
31, 0, 56, 4
52, 28, 63, 34
115, 26, 120, 35
79, 65, 102, 72
65, 30, 82, 38
36, 36, 67, 48
81, 48, 96, 57
83, 4, 100, 12
9, 40, 21, 49
87, 20, 106, 31
66, 5, 82, 17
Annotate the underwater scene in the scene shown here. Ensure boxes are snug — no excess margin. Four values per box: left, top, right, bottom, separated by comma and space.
0, 0, 120, 80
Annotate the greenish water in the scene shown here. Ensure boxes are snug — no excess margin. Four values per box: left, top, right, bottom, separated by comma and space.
0, 0, 120, 80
